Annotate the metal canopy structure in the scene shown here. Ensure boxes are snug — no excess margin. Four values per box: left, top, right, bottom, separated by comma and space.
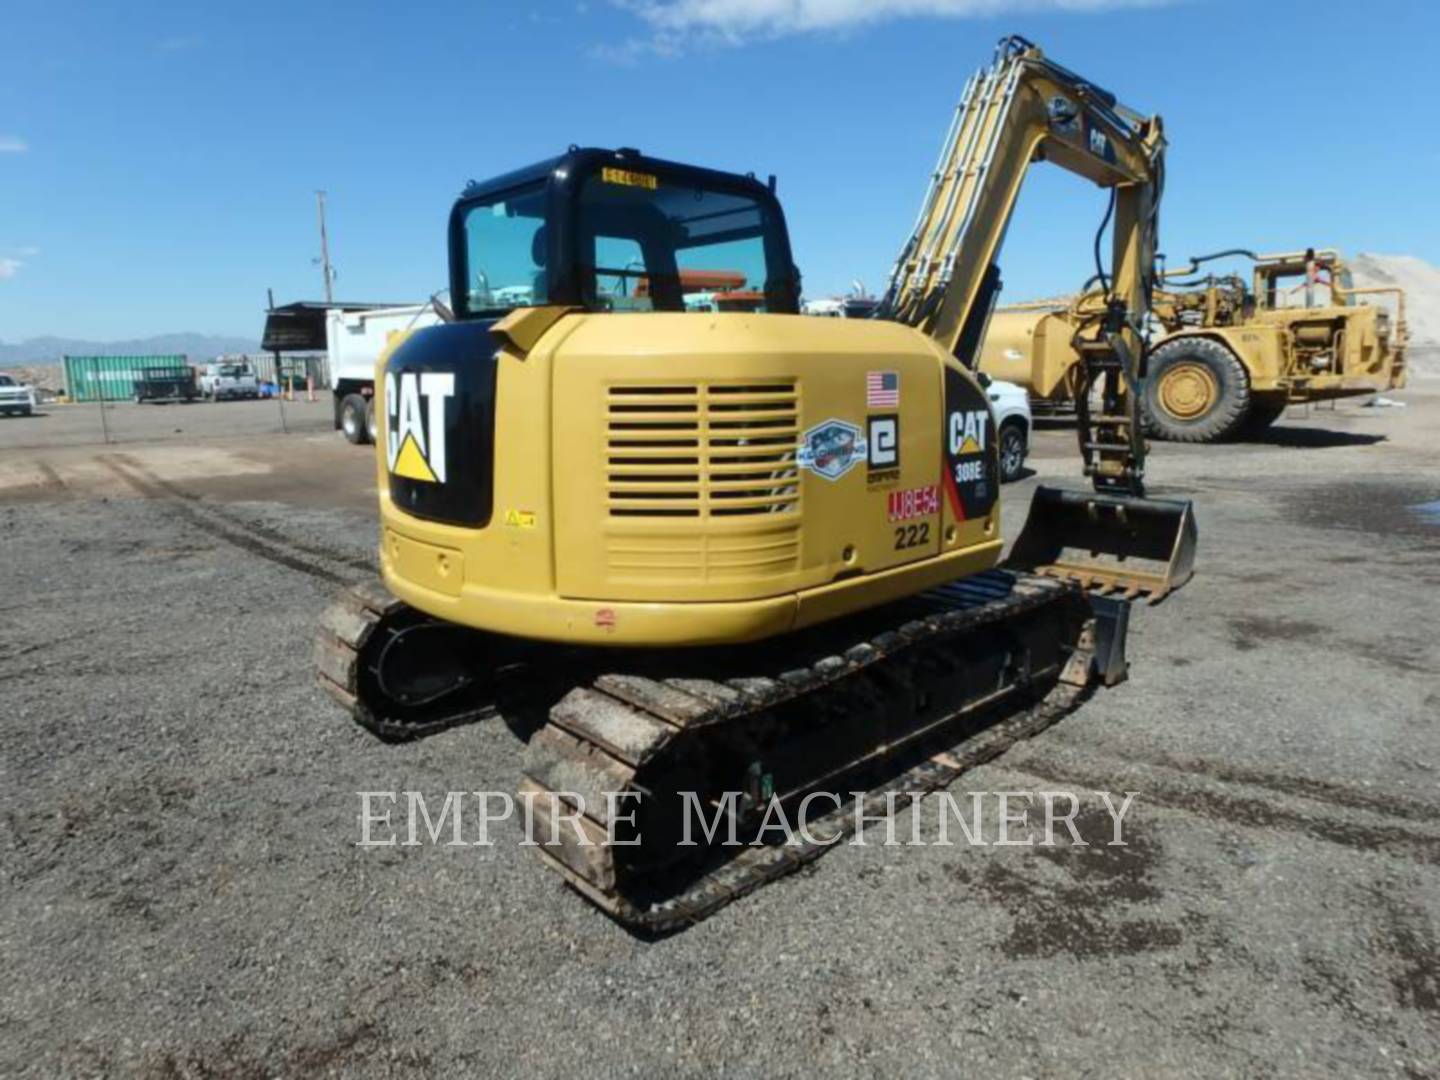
260, 301, 411, 353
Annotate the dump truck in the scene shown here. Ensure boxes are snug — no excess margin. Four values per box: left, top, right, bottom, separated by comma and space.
981, 247, 1408, 441
325, 304, 445, 443
315, 36, 1196, 929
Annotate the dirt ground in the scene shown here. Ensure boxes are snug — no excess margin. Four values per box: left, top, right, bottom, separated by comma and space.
0, 396, 335, 453
1, 385, 1436, 1077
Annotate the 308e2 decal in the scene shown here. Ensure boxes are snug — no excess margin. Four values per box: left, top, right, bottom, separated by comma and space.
941, 367, 998, 522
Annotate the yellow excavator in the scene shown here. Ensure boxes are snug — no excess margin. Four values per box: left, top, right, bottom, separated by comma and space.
315, 36, 1196, 929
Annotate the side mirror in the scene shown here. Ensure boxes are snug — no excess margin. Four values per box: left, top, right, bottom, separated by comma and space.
976, 371, 992, 389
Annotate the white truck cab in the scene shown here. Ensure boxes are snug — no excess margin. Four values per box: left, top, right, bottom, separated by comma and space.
0, 373, 36, 416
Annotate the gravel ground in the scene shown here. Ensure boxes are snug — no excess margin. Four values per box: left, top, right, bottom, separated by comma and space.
1, 386, 1437, 1077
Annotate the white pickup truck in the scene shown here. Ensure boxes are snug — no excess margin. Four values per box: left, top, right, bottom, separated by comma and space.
0, 373, 37, 416
980, 373, 1033, 482
199, 361, 260, 401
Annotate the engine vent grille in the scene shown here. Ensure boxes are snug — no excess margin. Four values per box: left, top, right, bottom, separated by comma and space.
605, 382, 800, 519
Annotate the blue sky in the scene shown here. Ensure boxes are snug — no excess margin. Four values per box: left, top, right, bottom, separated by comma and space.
1, 0, 1435, 341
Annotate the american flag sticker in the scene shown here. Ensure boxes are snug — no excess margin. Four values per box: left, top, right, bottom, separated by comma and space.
866, 370, 900, 408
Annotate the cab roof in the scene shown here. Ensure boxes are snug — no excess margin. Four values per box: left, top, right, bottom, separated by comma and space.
455, 146, 774, 208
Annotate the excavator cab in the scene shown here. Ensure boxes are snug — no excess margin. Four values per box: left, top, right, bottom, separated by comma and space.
448, 149, 798, 321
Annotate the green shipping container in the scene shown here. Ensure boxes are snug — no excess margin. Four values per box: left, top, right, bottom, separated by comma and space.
63, 355, 193, 402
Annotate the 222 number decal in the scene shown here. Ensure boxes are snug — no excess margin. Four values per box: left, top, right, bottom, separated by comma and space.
893, 522, 930, 550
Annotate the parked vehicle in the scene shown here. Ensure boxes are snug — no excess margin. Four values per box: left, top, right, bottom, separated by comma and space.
980, 247, 1407, 441
325, 304, 444, 444
0, 373, 37, 416
132, 366, 199, 404
801, 296, 881, 318
981, 374, 1032, 482
200, 360, 260, 401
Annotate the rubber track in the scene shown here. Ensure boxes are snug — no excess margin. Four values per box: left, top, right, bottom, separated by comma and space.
521, 570, 1099, 931
313, 581, 503, 740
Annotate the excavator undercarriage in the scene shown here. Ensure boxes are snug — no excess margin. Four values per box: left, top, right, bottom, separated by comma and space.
320, 569, 1123, 930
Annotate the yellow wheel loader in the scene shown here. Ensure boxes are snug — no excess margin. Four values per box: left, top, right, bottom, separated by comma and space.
315, 36, 1197, 929
982, 247, 1408, 441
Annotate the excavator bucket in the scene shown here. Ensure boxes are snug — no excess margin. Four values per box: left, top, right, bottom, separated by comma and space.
1006, 486, 1197, 604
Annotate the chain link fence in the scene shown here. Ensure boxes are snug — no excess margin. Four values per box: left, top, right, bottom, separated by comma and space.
0, 355, 337, 451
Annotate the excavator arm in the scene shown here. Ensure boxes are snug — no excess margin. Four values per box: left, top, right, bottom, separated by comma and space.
882, 34, 1164, 494
883, 36, 1193, 601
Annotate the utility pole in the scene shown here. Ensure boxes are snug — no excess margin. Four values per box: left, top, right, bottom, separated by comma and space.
315, 190, 335, 304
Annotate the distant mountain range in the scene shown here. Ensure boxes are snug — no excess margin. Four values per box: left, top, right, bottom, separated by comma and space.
0, 333, 261, 368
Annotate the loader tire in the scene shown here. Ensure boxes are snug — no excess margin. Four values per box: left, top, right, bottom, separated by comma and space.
1142, 337, 1250, 443
340, 394, 370, 445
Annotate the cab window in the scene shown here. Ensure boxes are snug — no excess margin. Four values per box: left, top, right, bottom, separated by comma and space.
460, 182, 548, 316
576, 170, 790, 314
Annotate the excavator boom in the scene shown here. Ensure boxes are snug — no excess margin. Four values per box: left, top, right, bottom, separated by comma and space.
883, 35, 1193, 602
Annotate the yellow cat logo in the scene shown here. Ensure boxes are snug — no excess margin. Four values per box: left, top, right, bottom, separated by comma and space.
384, 371, 455, 484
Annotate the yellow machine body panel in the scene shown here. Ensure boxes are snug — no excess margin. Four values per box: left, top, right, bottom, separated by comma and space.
1167, 325, 1288, 389
374, 314, 1004, 647
978, 308, 1083, 399
1247, 303, 1405, 393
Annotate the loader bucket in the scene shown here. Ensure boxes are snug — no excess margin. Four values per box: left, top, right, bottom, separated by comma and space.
1005, 486, 1197, 603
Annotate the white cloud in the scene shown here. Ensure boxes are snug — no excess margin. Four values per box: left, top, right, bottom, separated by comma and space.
0, 258, 22, 280
0, 136, 28, 154
607, 0, 1163, 52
